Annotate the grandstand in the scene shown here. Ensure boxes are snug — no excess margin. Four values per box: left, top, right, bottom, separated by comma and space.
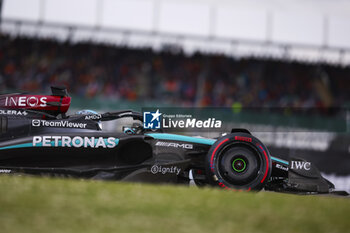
0, 34, 349, 110
1, 0, 350, 110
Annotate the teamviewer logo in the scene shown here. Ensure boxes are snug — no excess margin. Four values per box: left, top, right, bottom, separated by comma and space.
32, 119, 41, 127
143, 109, 162, 129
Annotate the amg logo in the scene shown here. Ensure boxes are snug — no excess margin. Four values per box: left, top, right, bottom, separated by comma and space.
290, 161, 311, 170
32, 120, 87, 129
155, 141, 193, 149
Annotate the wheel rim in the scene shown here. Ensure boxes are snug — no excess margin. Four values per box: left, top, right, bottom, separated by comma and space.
218, 143, 261, 186
232, 158, 247, 173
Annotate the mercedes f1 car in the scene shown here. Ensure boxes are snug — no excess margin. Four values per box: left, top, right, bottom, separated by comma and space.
0, 87, 344, 194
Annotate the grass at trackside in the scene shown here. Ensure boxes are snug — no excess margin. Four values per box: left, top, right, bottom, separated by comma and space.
0, 176, 349, 233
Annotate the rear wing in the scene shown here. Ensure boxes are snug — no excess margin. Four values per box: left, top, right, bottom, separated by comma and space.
0, 86, 71, 117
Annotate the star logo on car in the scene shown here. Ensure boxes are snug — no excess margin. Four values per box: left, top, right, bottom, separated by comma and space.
151, 109, 162, 122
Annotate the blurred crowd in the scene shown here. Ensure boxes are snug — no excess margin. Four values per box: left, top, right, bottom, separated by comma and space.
0, 34, 349, 109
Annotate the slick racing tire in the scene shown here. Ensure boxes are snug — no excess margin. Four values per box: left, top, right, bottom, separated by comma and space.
206, 133, 272, 191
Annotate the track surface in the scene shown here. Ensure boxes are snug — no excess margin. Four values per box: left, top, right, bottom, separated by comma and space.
0, 175, 349, 233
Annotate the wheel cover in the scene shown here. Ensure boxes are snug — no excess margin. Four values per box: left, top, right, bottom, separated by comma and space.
232, 158, 247, 173
218, 144, 261, 186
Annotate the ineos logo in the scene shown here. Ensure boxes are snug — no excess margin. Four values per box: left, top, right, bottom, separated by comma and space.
5, 96, 47, 107
27, 96, 38, 107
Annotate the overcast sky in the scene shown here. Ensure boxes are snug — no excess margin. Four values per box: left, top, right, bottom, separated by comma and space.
2, 0, 350, 63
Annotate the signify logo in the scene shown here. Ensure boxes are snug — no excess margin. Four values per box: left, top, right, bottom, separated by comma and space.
32, 120, 87, 129
32, 136, 118, 148
150, 165, 181, 175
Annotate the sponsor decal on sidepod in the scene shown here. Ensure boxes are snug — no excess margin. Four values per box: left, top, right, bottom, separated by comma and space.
155, 141, 193, 149
290, 161, 311, 170
0, 110, 28, 116
32, 136, 118, 148
32, 119, 87, 129
150, 165, 181, 175
5, 96, 47, 107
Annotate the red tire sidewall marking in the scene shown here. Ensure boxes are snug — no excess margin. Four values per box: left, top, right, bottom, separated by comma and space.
258, 145, 269, 183
210, 138, 229, 171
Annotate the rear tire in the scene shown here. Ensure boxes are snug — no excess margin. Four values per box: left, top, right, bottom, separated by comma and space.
206, 133, 271, 191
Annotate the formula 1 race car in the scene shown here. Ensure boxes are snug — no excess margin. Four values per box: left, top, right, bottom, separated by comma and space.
0, 87, 344, 194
